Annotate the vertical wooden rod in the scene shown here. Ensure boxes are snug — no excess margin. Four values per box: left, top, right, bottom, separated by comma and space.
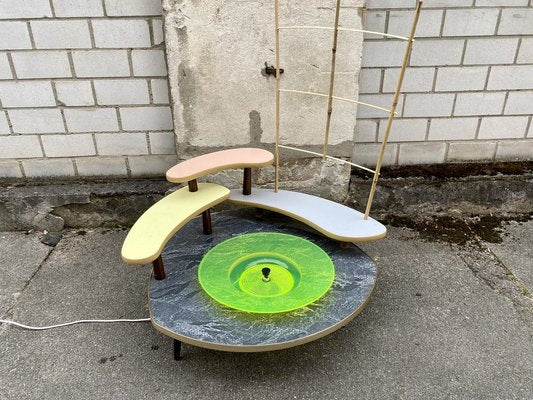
364, 1, 423, 220
152, 255, 166, 280
322, 0, 342, 159
243, 168, 252, 195
187, 179, 198, 192
274, 0, 281, 193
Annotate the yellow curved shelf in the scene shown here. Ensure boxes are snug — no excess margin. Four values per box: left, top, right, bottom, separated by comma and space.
122, 183, 230, 265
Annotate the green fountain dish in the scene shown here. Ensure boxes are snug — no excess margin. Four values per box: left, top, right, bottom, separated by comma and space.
197, 232, 335, 313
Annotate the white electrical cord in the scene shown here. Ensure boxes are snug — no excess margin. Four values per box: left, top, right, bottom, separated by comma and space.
0, 318, 150, 331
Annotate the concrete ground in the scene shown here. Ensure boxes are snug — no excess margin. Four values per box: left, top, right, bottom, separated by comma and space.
0, 215, 532, 400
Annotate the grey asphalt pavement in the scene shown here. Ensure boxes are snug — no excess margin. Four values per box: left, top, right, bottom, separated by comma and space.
0, 216, 532, 400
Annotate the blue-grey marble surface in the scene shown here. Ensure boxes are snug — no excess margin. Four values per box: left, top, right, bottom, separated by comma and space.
150, 209, 376, 349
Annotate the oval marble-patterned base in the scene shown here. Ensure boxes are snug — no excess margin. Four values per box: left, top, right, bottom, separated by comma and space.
150, 209, 377, 352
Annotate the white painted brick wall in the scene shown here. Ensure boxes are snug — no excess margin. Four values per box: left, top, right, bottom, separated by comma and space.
0, 0, 173, 179
358, 1, 533, 166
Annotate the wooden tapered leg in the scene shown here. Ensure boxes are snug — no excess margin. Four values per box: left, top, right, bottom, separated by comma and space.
173, 339, 182, 361
243, 167, 252, 195
152, 255, 166, 280
202, 209, 212, 235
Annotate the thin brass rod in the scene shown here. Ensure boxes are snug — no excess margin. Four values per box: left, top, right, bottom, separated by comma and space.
274, 0, 281, 193
322, 0, 342, 160
279, 89, 397, 115
278, 26, 411, 41
364, 1, 423, 220
279, 145, 376, 174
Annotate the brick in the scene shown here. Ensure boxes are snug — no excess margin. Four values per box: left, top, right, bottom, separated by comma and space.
496, 140, 533, 161
23, 158, 75, 178
150, 79, 170, 104
76, 156, 128, 177
517, 38, 533, 64
361, 42, 405, 67
505, 92, 533, 115
499, 9, 533, 35
12, 51, 71, 79
454, 92, 506, 116
0, 0, 52, 19
0, 136, 42, 158
72, 50, 130, 78
488, 66, 533, 90
94, 79, 149, 105
92, 20, 151, 49
0, 111, 8, 134
464, 38, 519, 65
149, 131, 175, 154
31, 21, 92, 49
352, 143, 397, 167
0, 81, 55, 107
383, 67, 435, 93
104, 0, 162, 16
354, 120, 377, 142
64, 108, 119, 132
447, 142, 496, 162
9, 109, 65, 134
424, 0, 473, 6
95, 132, 148, 156
42, 134, 95, 157
478, 117, 528, 139
388, 10, 442, 38
0, 53, 12, 79
52, 0, 104, 17
363, 11, 386, 38
55, 81, 94, 106
403, 93, 455, 117
0, 160, 22, 178
132, 50, 167, 76
366, 0, 416, 8
410, 40, 464, 67
476, 0, 527, 5
120, 106, 173, 131
128, 155, 178, 177
428, 118, 478, 141
443, 9, 498, 37
0, 22, 31, 50
152, 19, 164, 45
435, 67, 488, 92
378, 118, 427, 142
356, 94, 404, 119
398, 142, 446, 165
358, 69, 381, 94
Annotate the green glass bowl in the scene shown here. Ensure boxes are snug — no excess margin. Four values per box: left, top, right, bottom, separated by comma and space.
197, 232, 335, 313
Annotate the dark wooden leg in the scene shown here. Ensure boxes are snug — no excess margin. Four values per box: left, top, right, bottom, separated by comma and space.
255, 207, 264, 219
202, 209, 212, 235
188, 179, 213, 235
243, 167, 252, 195
173, 339, 182, 361
339, 241, 351, 249
152, 255, 166, 280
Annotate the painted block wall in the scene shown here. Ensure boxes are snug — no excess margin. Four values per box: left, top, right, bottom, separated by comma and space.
0, 0, 176, 179
0, 0, 532, 180
354, 0, 533, 167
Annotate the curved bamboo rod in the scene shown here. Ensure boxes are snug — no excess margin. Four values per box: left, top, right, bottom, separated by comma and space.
364, 0, 423, 220
279, 89, 397, 115
278, 26, 411, 41
322, 0, 342, 159
279, 145, 376, 174
274, 0, 281, 192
